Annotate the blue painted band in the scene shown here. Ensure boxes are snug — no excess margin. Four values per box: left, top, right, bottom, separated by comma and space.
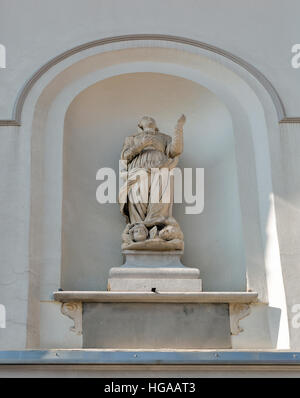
0, 350, 299, 365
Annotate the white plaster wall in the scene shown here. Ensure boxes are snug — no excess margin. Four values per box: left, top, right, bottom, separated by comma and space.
276, 123, 300, 349
0, 126, 31, 349
62, 73, 245, 291
0, 0, 296, 352
0, 0, 299, 118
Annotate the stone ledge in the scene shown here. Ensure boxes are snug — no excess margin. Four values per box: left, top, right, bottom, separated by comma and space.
53, 291, 258, 303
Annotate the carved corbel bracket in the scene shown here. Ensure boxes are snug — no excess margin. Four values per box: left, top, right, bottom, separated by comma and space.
229, 303, 251, 335
61, 302, 82, 335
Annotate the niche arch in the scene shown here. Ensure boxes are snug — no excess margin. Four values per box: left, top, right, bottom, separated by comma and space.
21, 39, 288, 348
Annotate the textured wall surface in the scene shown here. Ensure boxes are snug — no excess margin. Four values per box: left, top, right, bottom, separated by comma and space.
0, 0, 299, 359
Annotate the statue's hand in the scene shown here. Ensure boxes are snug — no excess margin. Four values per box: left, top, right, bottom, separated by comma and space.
176, 114, 186, 128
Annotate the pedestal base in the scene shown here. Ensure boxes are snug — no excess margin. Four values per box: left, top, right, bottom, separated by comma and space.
83, 302, 231, 349
108, 251, 202, 292
54, 290, 258, 350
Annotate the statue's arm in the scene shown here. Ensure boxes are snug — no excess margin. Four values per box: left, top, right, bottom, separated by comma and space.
168, 114, 186, 158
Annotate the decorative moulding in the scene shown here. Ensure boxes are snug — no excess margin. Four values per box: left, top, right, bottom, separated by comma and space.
0, 34, 289, 126
229, 303, 251, 335
60, 302, 82, 335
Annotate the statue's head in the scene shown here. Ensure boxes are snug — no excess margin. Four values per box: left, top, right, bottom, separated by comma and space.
130, 223, 148, 242
159, 225, 183, 241
138, 116, 158, 134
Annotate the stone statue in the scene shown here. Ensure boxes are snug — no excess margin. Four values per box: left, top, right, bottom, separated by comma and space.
119, 115, 185, 251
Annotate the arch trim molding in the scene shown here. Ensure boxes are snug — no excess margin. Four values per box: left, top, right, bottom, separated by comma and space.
0, 34, 289, 126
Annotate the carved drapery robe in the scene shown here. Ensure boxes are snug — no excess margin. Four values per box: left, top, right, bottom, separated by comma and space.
119, 131, 178, 225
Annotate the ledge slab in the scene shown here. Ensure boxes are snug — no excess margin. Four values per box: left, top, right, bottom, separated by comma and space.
53, 291, 258, 303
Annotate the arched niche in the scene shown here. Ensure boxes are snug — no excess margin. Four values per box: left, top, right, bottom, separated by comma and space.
62, 72, 245, 292
20, 42, 288, 348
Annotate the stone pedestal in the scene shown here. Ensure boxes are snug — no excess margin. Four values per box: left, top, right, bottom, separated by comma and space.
82, 302, 230, 349
54, 291, 258, 349
108, 250, 202, 292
